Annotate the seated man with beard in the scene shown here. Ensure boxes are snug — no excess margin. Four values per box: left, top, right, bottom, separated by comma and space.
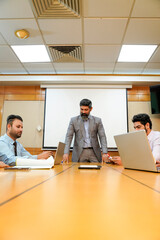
111, 113, 160, 166
0, 114, 53, 166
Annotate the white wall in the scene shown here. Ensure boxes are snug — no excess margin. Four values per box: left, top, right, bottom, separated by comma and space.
1, 101, 44, 148
128, 101, 160, 132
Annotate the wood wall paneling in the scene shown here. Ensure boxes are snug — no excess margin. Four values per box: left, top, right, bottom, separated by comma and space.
127, 86, 150, 102
0, 86, 45, 101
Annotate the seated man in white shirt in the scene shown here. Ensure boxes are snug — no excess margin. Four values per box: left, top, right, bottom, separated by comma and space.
0, 114, 53, 166
111, 113, 160, 166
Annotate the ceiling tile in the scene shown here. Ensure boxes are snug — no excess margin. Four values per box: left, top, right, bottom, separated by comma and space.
132, 0, 160, 17
38, 19, 82, 44
0, 63, 27, 74
149, 46, 160, 63
85, 45, 121, 62
0, 19, 44, 45
84, 18, 128, 44
85, 63, 114, 73
0, 34, 7, 45
124, 19, 160, 44
0, 0, 34, 18
143, 63, 160, 74
53, 63, 84, 73
83, 0, 134, 17
0, 46, 20, 63
114, 62, 146, 74
23, 63, 56, 74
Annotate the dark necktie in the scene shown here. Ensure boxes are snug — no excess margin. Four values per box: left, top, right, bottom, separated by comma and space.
13, 141, 17, 156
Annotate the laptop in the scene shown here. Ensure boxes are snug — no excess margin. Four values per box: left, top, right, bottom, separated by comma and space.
54, 142, 65, 165
114, 130, 160, 172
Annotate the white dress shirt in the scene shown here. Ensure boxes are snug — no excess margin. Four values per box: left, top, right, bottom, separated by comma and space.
147, 130, 160, 162
83, 117, 92, 148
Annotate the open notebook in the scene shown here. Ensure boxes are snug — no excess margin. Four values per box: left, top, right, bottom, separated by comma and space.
5, 156, 54, 170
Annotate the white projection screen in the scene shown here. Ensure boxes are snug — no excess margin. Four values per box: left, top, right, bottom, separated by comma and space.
43, 88, 128, 149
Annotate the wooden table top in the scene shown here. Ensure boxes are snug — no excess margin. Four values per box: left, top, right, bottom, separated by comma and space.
0, 163, 160, 240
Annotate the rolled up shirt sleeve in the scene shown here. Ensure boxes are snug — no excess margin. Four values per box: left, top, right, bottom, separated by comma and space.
0, 152, 15, 166
148, 131, 160, 163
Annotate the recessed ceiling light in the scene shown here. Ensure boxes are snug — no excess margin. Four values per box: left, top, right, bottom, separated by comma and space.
118, 45, 157, 62
11, 45, 50, 62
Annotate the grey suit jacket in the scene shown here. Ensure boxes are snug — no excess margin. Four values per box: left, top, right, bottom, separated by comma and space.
64, 115, 108, 162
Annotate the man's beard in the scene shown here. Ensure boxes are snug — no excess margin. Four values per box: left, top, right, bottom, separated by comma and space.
16, 134, 21, 139
81, 113, 89, 120
10, 132, 22, 139
144, 126, 148, 134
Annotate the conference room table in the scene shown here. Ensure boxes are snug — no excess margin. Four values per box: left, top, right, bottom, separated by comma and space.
1, 163, 160, 240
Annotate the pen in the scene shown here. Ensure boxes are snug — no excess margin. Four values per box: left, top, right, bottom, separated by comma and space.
107, 153, 112, 160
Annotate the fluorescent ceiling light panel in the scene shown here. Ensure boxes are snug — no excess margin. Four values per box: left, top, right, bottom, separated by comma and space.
11, 45, 50, 62
118, 45, 157, 62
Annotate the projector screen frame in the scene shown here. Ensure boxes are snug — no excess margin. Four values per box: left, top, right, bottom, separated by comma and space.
42, 87, 129, 150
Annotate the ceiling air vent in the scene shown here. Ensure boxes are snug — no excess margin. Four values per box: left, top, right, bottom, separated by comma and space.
31, 0, 80, 18
49, 46, 82, 62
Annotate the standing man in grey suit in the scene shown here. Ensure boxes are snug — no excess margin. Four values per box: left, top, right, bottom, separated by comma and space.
63, 99, 108, 163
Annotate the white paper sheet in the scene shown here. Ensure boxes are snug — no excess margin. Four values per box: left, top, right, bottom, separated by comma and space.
16, 156, 54, 169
